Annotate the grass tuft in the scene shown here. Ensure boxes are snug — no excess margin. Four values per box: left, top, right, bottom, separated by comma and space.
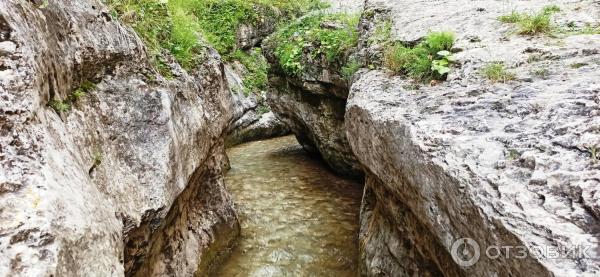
498, 5, 561, 35
482, 62, 516, 83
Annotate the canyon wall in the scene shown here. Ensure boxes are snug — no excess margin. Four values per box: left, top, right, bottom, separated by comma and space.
0, 1, 238, 276
264, 0, 600, 275
348, 0, 600, 276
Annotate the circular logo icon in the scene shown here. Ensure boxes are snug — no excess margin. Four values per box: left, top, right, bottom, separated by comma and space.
451, 237, 480, 267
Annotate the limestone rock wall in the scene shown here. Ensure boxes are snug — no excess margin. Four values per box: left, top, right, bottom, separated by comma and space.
0, 0, 238, 276
348, 0, 600, 276
225, 63, 289, 147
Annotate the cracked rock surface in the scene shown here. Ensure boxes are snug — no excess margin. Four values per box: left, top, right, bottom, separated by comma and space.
0, 1, 238, 276
349, 0, 600, 276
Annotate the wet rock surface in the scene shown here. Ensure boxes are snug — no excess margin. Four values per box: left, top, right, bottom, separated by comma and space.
0, 1, 238, 276
348, 0, 600, 276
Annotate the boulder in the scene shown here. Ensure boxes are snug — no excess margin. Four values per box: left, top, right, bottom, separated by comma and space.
348, 0, 600, 275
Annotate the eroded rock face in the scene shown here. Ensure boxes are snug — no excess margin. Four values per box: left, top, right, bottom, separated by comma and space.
225, 63, 289, 147
266, 73, 363, 178
349, 0, 600, 276
263, 19, 364, 178
0, 1, 238, 276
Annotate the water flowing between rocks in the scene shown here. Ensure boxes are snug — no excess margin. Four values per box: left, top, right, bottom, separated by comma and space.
217, 136, 362, 276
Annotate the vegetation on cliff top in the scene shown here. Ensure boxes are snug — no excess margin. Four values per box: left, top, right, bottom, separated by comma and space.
231, 48, 270, 96
271, 12, 360, 76
383, 31, 456, 82
108, 0, 327, 76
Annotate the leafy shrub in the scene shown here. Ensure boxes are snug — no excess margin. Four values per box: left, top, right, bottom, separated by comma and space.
272, 13, 360, 75
383, 31, 455, 82
108, 0, 327, 74
481, 62, 516, 83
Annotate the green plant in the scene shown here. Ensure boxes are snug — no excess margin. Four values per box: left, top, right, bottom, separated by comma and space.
70, 80, 95, 102
507, 149, 520, 160
341, 59, 361, 80
482, 62, 516, 83
232, 48, 270, 95
517, 12, 552, 35
48, 80, 97, 113
530, 68, 549, 78
256, 104, 270, 115
579, 25, 600, 34
498, 6, 560, 35
93, 151, 103, 167
570, 62, 588, 69
424, 32, 455, 54
272, 12, 360, 75
585, 145, 598, 162
49, 99, 71, 113
542, 5, 561, 15
498, 11, 523, 23
368, 20, 392, 45
383, 31, 456, 82
431, 50, 455, 76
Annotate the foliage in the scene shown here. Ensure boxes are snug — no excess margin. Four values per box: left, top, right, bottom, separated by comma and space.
570, 62, 588, 69
563, 23, 600, 35
481, 62, 516, 83
232, 48, 270, 95
578, 25, 600, 35
368, 20, 392, 45
256, 104, 271, 115
49, 99, 71, 113
498, 11, 523, 23
431, 50, 454, 76
108, 0, 327, 74
383, 31, 455, 82
48, 80, 96, 113
542, 5, 561, 15
530, 68, 549, 78
498, 5, 561, 35
272, 12, 360, 75
93, 151, 103, 167
517, 12, 553, 35
341, 59, 361, 80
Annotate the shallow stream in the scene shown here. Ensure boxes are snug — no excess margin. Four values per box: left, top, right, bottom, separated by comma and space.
217, 136, 362, 276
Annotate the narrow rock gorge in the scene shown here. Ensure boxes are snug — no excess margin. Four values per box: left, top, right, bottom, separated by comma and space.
1, 0, 599, 276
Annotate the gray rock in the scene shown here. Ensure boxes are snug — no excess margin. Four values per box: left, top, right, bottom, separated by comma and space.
0, 1, 238, 276
348, 0, 600, 276
225, 64, 290, 147
266, 74, 363, 178
263, 4, 364, 178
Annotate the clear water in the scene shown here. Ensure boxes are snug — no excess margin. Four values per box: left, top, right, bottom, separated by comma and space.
217, 136, 362, 276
